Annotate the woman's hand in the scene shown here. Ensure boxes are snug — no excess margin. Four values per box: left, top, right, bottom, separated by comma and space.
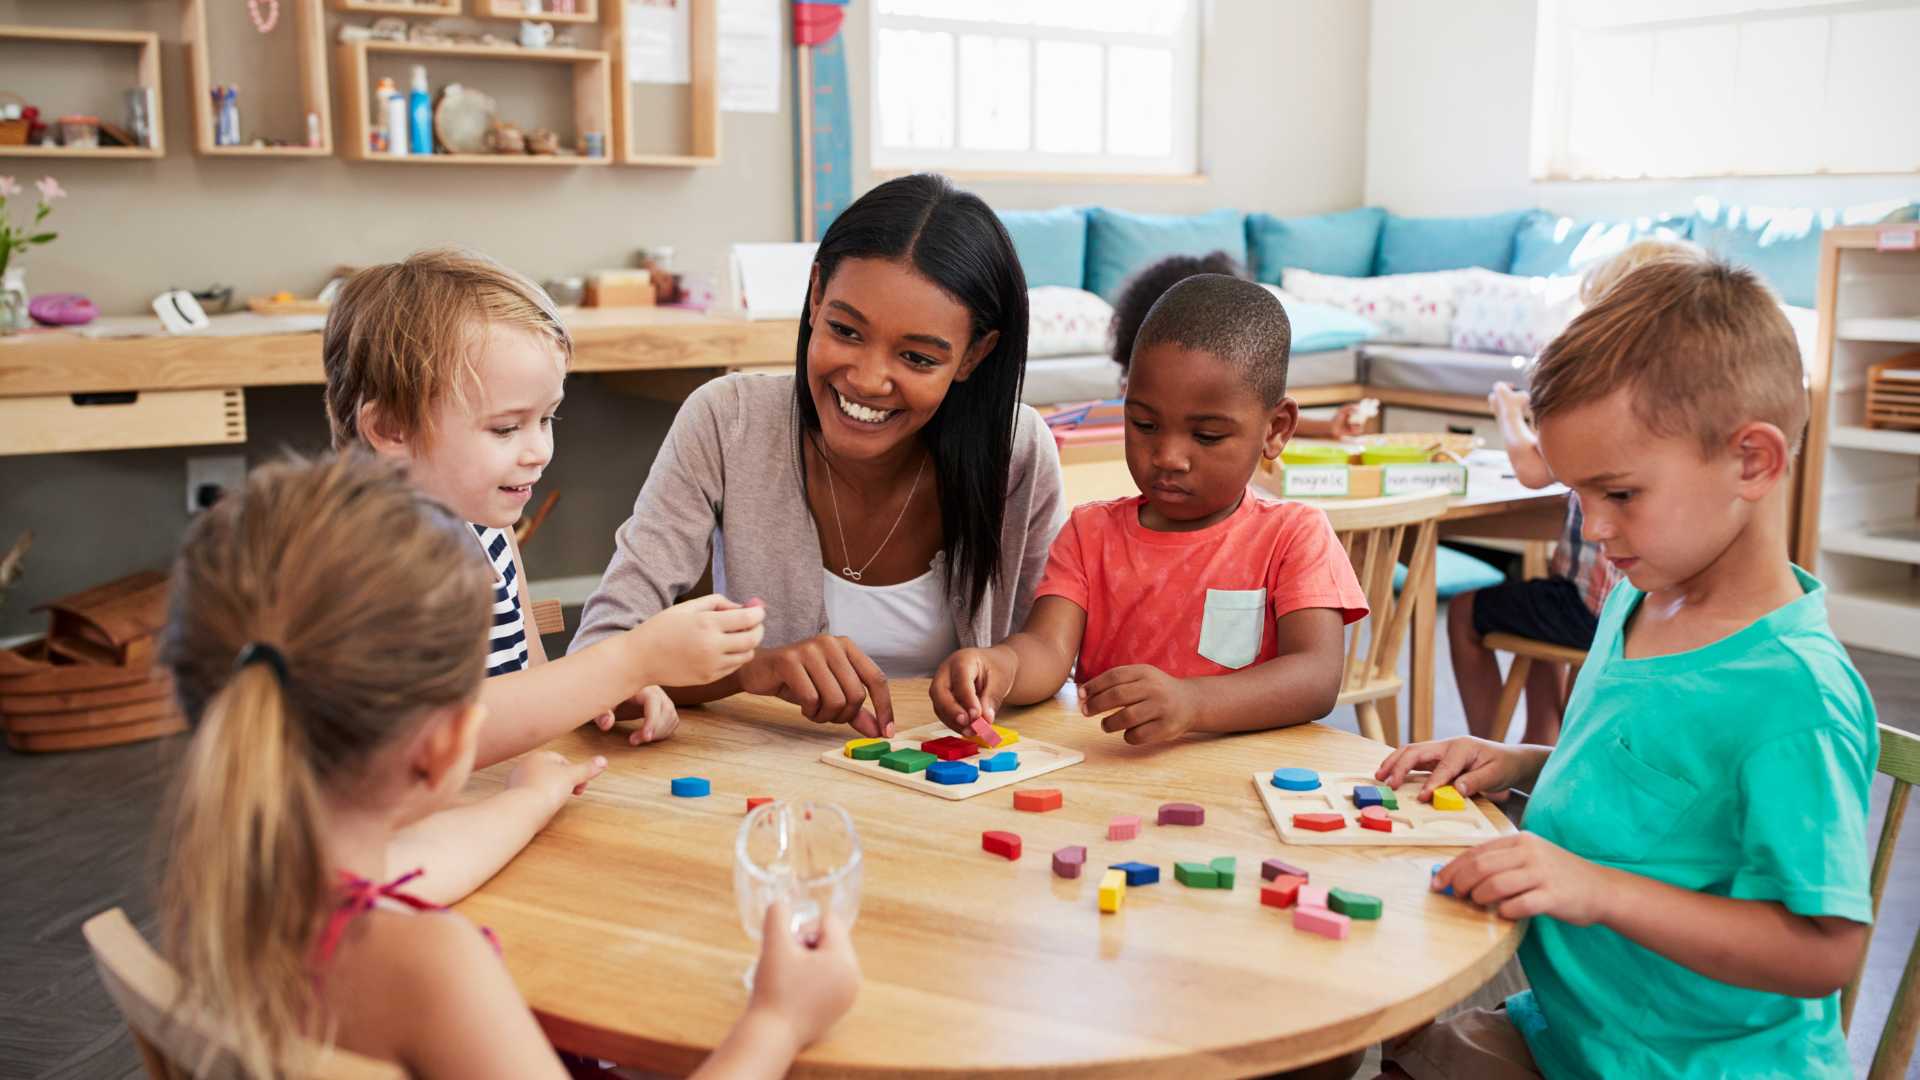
630, 594, 767, 687
736, 636, 894, 738
1375, 736, 1549, 801
930, 646, 1016, 734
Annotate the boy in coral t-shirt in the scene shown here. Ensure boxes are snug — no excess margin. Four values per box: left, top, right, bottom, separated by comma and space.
930, 274, 1367, 744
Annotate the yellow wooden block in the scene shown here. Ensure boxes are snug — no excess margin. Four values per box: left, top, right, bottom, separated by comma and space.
844, 738, 888, 758
1432, 785, 1466, 811
1099, 868, 1126, 913
963, 724, 1021, 749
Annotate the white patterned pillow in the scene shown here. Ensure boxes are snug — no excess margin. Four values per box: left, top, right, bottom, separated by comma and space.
1449, 268, 1583, 357
1027, 286, 1114, 358
1279, 268, 1466, 346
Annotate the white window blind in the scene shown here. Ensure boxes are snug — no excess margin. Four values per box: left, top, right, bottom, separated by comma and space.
1531, 0, 1920, 179
871, 0, 1200, 177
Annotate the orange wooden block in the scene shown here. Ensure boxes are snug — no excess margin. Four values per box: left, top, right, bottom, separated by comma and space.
746, 797, 774, 812
1292, 812, 1347, 832
1013, 788, 1063, 812
1260, 874, 1307, 909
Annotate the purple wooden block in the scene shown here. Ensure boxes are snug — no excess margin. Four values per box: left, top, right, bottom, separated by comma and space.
1262, 858, 1310, 883
1051, 845, 1088, 879
1157, 802, 1204, 826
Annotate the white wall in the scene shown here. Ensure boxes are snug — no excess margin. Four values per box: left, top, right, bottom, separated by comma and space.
1365, 0, 1918, 219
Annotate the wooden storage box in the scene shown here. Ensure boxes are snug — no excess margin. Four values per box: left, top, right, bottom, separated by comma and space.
1, 571, 186, 752
1865, 352, 1920, 431
0, 388, 244, 456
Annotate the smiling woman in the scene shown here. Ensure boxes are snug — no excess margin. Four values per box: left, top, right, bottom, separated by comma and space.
572, 175, 1067, 737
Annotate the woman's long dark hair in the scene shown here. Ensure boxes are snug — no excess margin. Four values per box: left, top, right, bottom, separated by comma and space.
795, 173, 1029, 613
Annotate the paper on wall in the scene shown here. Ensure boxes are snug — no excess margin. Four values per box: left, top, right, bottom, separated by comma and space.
719, 0, 781, 113
627, 0, 690, 84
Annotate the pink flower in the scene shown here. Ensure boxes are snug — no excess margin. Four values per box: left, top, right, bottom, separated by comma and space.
0, 177, 18, 198
34, 177, 64, 201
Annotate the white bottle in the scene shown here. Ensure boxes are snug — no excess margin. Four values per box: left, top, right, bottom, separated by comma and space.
385, 92, 410, 156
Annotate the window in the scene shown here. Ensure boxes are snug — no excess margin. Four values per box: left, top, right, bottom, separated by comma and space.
871, 0, 1200, 177
1531, 0, 1920, 179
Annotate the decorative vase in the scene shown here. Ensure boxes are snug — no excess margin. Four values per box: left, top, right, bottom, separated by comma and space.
0, 267, 27, 336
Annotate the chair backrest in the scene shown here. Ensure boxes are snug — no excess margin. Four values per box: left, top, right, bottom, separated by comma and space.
82, 908, 404, 1080
1841, 723, 1920, 1080
1317, 491, 1450, 696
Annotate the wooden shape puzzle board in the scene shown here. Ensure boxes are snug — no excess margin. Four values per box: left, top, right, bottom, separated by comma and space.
821, 723, 1083, 801
1251, 771, 1506, 846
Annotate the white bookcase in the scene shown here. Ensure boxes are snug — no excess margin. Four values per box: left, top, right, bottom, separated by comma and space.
1798, 223, 1920, 658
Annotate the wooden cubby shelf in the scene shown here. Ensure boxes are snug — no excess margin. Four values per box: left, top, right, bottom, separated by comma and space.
183, 0, 333, 156
482, 0, 600, 24
606, 0, 718, 166
0, 25, 164, 158
333, 0, 463, 14
337, 38, 612, 164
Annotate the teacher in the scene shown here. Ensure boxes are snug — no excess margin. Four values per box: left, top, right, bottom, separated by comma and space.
571, 174, 1066, 738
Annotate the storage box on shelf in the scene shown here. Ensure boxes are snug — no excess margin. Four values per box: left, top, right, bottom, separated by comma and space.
606, 0, 716, 166
0, 25, 164, 158
182, 0, 332, 156
336, 38, 612, 164
1800, 224, 1920, 658
483, 0, 599, 22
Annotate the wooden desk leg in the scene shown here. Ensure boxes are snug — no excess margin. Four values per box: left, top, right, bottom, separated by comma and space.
1523, 539, 1550, 581
1411, 563, 1437, 744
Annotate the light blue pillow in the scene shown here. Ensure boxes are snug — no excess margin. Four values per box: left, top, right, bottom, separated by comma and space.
996, 206, 1088, 290
1376, 209, 1539, 276
1510, 213, 1693, 278
1084, 206, 1246, 302
1247, 208, 1385, 282
1689, 199, 1825, 307
1393, 546, 1507, 600
1269, 293, 1379, 354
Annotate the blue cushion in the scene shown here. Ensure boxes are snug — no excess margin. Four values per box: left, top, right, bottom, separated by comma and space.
1270, 294, 1379, 354
996, 206, 1088, 290
1247, 208, 1385, 282
1376, 209, 1540, 276
1510, 213, 1693, 278
1084, 206, 1246, 302
1689, 199, 1829, 308
1394, 546, 1507, 600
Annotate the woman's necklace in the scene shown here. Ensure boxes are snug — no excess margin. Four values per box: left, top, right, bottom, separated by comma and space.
814, 436, 928, 582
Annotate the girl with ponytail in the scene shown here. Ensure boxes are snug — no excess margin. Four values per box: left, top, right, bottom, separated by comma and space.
159, 454, 859, 1080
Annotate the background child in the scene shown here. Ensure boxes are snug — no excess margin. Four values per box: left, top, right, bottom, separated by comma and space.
1448, 240, 1687, 745
324, 248, 765, 778
933, 274, 1367, 742
1374, 253, 1874, 1080
160, 454, 858, 1080
1110, 252, 1369, 439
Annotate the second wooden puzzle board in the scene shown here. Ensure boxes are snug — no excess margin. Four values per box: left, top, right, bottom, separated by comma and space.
820, 723, 1084, 801
1252, 771, 1507, 846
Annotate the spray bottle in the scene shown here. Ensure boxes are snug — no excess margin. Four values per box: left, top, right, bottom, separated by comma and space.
408, 65, 432, 155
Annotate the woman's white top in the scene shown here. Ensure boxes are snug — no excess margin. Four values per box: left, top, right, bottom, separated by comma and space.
820, 562, 961, 679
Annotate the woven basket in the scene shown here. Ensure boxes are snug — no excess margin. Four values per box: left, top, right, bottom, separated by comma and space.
0, 92, 28, 146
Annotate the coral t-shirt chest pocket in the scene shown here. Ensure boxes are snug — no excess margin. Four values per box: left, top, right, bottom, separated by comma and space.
1197, 588, 1269, 670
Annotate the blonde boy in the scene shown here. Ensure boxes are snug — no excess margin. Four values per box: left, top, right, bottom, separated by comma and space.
1376, 253, 1876, 1080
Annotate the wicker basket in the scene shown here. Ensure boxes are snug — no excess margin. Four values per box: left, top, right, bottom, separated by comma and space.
0, 92, 29, 147
1866, 352, 1920, 432
1355, 431, 1483, 462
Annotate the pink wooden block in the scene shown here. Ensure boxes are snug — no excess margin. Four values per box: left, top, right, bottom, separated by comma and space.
1294, 905, 1351, 940
1297, 884, 1329, 910
968, 717, 1002, 747
1051, 845, 1088, 878
1108, 814, 1141, 841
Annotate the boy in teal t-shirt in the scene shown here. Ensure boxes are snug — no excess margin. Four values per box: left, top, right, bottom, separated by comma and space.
1372, 252, 1877, 1080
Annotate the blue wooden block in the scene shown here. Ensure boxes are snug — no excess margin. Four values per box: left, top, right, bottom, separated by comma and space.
1431, 863, 1455, 897
925, 760, 980, 785
1109, 861, 1160, 886
978, 751, 1019, 773
670, 777, 710, 797
1353, 785, 1384, 808
1272, 767, 1320, 791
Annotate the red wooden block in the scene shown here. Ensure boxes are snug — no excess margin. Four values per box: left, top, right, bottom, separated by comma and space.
1158, 802, 1205, 826
1293, 812, 1347, 832
982, 830, 1022, 860
921, 736, 980, 761
745, 797, 774, 812
1261, 858, 1309, 883
1360, 806, 1392, 832
1260, 874, 1307, 909
1013, 788, 1063, 812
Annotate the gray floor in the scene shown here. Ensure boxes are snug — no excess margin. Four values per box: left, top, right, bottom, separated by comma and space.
3, 607, 1917, 1079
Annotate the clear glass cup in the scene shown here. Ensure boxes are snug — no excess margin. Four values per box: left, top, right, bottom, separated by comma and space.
733, 800, 863, 989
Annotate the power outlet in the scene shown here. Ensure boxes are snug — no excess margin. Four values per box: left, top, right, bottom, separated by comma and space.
186, 454, 247, 514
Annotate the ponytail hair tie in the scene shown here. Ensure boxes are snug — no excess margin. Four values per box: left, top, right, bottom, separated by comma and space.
233, 642, 290, 686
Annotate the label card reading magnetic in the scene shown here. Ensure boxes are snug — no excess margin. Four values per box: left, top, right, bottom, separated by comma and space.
1282, 464, 1351, 498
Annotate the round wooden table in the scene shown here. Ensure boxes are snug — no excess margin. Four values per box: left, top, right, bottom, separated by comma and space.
456, 681, 1522, 1078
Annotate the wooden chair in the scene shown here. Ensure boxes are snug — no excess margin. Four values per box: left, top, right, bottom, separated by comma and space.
82, 907, 403, 1080
1842, 723, 1920, 1080
1482, 632, 1587, 744
528, 597, 566, 638
1320, 491, 1450, 746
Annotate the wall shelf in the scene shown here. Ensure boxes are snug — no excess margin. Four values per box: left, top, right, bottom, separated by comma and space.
1838, 316, 1920, 343
0, 25, 164, 157
607, 0, 718, 167
482, 0, 600, 24
1829, 424, 1920, 455
183, 0, 333, 156
333, 0, 462, 14
1822, 522, 1920, 566
337, 39, 612, 164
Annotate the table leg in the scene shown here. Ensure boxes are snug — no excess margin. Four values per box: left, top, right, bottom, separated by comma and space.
1523, 539, 1550, 581
1411, 558, 1437, 744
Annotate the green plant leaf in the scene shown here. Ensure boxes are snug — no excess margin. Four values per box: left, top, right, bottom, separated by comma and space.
26, 232, 54, 243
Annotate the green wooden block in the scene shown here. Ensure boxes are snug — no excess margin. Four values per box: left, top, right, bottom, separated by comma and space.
849, 740, 892, 761
1328, 887, 1382, 920
879, 748, 935, 773
1209, 857, 1236, 889
1174, 861, 1218, 888
1380, 787, 1398, 810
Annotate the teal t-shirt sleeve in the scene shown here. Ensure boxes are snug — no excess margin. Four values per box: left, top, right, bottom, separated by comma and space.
1730, 722, 1874, 924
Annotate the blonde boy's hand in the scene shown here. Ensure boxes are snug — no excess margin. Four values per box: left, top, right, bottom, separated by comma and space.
1433, 832, 1612, 925
1327, 402, 1367, 439
1079, 665, 1201, 744
748, 900, 861, 1049
930, 646, 1015, 734
507, 750, 608, 809
1488, 381, 1530, 423
1375, 736, 1537, 801
634, 594, 767, 686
